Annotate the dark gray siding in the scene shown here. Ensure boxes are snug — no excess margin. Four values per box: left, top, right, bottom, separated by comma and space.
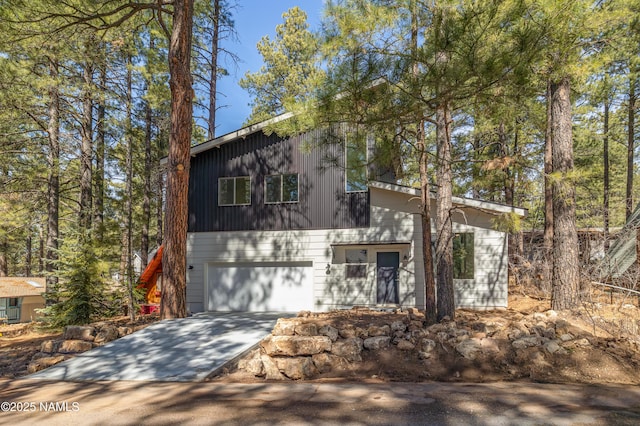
188, 128, 370, 232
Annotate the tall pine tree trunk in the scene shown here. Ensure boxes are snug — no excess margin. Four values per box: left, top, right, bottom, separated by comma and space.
550, 77, 580, 310
162, 0, 194, 319
0, 239, 7, 276
125, 53, 135, 321
207, 0, 220, 140
156, 171, 164, 248
603, 99, 610, 250
79, 55, 93, 231
419, 120, 436, 325
435, 100, 454, 321
141, 36, 154, 268
411, 0, 436, 324
94, 57, 107, 241
46, 58, 60, 302
543, 79, 553, 287
627, 76, 637, 220
25, 236, 32, 277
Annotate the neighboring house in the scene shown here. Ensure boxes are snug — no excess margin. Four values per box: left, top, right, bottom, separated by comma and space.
181, 115, 526, 313
138, 245, 163, 306
0, 277, 46, 324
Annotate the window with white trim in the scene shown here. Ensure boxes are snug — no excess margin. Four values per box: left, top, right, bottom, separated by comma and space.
453, 233, 474, 279
265, 174, 299, 203
218, 176, 251, 206
345, 248, 368, 278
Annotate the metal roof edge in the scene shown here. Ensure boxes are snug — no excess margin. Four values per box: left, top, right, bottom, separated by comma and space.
368, 180, 528, 217
160, 112, 295, 165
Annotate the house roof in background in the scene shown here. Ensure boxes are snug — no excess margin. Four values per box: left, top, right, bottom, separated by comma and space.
0, 277, 46, 298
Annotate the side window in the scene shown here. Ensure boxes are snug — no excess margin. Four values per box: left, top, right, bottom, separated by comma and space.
266, 174, 299, 203
218, 176, 251, 206
453, 233, 474, 279
345, 134, 368, 192
345, 249, 367, 278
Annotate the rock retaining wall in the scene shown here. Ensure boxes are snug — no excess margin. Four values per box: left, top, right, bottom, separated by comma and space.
28, 322, 140, 374
231, 307, 634, 381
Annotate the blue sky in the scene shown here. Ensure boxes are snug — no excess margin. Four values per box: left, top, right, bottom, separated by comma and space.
213, 1, 325, 137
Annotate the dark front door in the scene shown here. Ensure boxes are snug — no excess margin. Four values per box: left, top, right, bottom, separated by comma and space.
377, 252, 399, 304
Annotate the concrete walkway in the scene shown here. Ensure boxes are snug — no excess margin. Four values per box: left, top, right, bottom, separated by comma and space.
28, 312, 285, 382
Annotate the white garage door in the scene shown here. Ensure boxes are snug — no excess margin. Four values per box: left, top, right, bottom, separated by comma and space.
206, 262, 314, 312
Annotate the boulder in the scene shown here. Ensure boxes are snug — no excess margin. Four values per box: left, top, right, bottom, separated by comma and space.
295, 323, 318, 336
40, 340, 62, 354
396, 339, 415, 351
544, 340, 565, 354
559, 333, 574, 342
58, 340, 94, 354
274, 357, 318, 380
339, 325, 367, 339
117, 326, 134, 338
237, 349, 264, 376
363, 336, 391, 351
63, 325, 96, 342
390, 321, 407, 333
455, 338, 483, 360
408, 320, 424, 332
272, 319, 297, 336
94, 325, 119, 345
479, 338, 500, 354
260, 354, 286, 380
512, 336, 542, 349
261, 335, 331, 356
330, 338, 363, 362
367, 324, 391, 337
319, 325, 339, 342
418, 351, 432, 360
421, 339, 437, 352
27, 356, 66, 374
339, 326, 357, 339
312, 353, 334, 373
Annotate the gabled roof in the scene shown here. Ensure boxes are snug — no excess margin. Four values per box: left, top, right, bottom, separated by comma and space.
177, 115, 528, 218
0, 277, 46, 298
139, 245, 163, 284
161, 113, 294, 165
369, 181, 527, 217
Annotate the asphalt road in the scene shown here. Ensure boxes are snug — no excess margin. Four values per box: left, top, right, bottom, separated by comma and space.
1, 379, 640, 425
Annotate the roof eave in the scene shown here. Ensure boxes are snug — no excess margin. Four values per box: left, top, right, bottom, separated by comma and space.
368, 180, 527, 217
160, 112, 294, 165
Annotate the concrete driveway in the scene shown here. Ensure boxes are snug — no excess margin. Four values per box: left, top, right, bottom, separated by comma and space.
28, 312, 286, 382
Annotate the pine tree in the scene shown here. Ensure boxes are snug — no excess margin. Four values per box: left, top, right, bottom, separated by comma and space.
240, 6, 323, 128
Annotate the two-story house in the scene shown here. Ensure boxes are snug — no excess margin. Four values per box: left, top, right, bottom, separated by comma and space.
182, 114, 526, 314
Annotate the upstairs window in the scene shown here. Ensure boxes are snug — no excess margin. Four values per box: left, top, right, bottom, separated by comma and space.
265, 174, 299, 203
345, 134, 368, 192
453, 233, 474, 279
219, 176, 251, 206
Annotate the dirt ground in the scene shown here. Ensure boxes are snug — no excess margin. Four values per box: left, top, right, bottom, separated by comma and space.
2, 287, 640, 385
0, 314, 158, 379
